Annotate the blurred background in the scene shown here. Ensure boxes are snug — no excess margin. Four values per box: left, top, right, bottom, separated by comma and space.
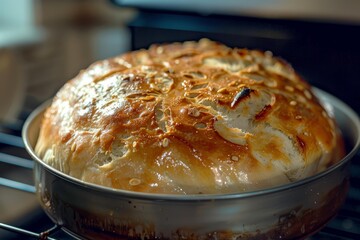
0, 0, 359, 239
0, 0, 359, 124
0, 0, 134, 125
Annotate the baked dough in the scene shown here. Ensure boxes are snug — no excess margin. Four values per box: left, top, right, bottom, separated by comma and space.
35, 39, 344, 194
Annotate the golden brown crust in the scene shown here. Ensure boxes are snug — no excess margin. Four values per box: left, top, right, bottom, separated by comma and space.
35, 39, 344, 194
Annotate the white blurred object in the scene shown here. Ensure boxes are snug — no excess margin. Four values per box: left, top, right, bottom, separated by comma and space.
0, 27, 45, 49
0, 0, 35, 26
0, 0, 43, 123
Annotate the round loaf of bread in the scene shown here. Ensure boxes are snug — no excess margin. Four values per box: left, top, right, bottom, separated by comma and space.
35, 39, 344, 194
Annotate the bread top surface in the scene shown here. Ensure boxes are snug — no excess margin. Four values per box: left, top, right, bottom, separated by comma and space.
35, 39, 344, 194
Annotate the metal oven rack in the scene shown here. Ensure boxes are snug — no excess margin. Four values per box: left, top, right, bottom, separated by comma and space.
0, 120, 359, 239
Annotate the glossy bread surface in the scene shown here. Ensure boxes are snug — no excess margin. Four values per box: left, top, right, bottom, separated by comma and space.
35, 39, 344, 194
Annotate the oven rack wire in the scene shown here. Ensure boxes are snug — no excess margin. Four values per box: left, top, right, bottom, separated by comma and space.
0, 131, 360, 239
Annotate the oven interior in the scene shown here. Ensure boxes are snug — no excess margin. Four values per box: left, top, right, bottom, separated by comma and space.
1, 2, 360, 239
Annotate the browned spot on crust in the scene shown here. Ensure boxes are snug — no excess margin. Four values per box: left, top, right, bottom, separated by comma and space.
296, 136, 306, 152
255, 105, 272, 121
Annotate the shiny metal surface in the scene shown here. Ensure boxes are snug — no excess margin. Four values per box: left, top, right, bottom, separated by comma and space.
23, 89, 360, 239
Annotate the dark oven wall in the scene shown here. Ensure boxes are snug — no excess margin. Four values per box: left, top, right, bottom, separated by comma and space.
128, 10, 360, 114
